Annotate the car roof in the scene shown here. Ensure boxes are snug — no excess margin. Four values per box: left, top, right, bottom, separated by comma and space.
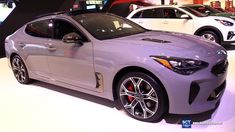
35, 9, 103, 19
183, 4, 208, 7
133, 5, 183, 10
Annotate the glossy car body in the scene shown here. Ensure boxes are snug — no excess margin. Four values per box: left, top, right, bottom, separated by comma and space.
185, 4, 235, 20
5, 11, 228, 122
127, 5, 235, 45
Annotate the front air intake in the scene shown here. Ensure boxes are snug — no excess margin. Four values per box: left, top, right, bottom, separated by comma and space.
207, 81, 226, 101
189, 82, 200, 105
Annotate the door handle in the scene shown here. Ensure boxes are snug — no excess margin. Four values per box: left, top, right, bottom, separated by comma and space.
47, 47, 57, 51
47, 43, 56, 51
19, 42, 26, 47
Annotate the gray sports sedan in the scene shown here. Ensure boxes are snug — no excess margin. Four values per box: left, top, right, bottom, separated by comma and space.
5, 11, 228, 122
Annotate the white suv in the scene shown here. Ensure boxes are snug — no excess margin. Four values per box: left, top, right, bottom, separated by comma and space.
127, 5, 235, 45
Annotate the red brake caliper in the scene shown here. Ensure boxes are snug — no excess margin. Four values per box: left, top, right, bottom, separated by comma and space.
127, 83, 134, 102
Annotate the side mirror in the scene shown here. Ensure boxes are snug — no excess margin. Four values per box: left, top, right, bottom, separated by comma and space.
62, 32, 83, 45
180, 14, 191, 19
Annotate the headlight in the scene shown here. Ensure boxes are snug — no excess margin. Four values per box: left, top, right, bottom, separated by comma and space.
150, 56, 209, 75
215, 19, 234, 26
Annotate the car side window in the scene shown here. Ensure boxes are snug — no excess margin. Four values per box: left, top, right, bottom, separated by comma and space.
53, 19, 88, 42
132, 11, 143, 18
141, 8, 163, 18
163, 8, 186, 19
163, 8, 177, 18
25, 19, 53, 38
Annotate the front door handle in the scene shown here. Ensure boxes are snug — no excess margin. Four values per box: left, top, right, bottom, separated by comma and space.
19, 42, 26, 47
47, 47, 57, 51
47, 43, 56, 51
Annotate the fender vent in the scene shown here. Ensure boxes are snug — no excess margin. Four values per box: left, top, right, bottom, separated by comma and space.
95, 72, 104, 92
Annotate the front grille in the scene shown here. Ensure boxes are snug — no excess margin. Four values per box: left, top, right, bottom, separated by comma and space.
211, 59, 228, 76
207, 81, 226, 101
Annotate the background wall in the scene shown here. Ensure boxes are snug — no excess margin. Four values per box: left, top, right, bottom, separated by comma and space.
0, 0, 74, 57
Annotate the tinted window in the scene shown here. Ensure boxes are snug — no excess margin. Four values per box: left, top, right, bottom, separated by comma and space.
175, 9, 187, 18
132, 11, 142, 18
163, 8, 177, 18
25, 19, 53, 38
141, 8, 163, 18
53, 19, 87, 41
163, 8, 187, 19
180, 7, 206, 17
72, 14, 146, 40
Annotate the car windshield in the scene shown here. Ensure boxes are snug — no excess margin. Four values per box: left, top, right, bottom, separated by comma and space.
186, 5, 222, 14
72, 13, 146, 40
180, 7, 207, 17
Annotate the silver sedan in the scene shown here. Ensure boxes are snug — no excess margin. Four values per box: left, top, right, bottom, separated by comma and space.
5, 12, 228, 122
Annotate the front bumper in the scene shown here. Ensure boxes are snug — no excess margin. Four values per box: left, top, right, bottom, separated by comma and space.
153, 57, 228, 114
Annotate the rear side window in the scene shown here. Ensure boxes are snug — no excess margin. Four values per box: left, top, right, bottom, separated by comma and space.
25, 19, 53, 38
133, 8, 163, 18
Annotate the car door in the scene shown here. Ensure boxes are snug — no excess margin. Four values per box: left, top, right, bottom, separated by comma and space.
160, 8, 194, 34
129, 8, 165, 31
21, 19, 53, 78
46, 19, 97, 90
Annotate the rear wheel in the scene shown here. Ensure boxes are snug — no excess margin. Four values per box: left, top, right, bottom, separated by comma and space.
198, 31, 220, 44
117, 72, 167, 122
11, 55, 31, 84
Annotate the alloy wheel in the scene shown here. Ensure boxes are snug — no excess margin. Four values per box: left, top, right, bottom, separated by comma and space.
119, 77, 159, 119
12, 56, 27, 83
201, 33, 216, 42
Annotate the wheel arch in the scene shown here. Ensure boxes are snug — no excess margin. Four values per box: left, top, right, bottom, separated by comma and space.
10, 53, 19, 65
9, 53, 29, 72
112, 66, 169, 111
194, 26, 223, 43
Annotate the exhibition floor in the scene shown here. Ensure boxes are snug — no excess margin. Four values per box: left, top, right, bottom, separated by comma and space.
0, 46, 235, 132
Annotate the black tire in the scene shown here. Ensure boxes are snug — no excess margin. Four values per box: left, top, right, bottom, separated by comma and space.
117, 72, 167, 122
11, 55, 31, 84
198, 31, 220, 44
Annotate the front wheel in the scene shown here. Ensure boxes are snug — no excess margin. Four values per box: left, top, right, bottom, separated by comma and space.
11, 55, 31, 84
117, 72, 167, 122
198, 31, 220, 44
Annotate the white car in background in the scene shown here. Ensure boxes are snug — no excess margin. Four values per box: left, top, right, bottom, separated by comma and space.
127, 5, 235, 45
0, 3, 15, 23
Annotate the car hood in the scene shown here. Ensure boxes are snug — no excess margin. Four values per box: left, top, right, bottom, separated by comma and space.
103, 31, 226, 60
210, 12, 235, 20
